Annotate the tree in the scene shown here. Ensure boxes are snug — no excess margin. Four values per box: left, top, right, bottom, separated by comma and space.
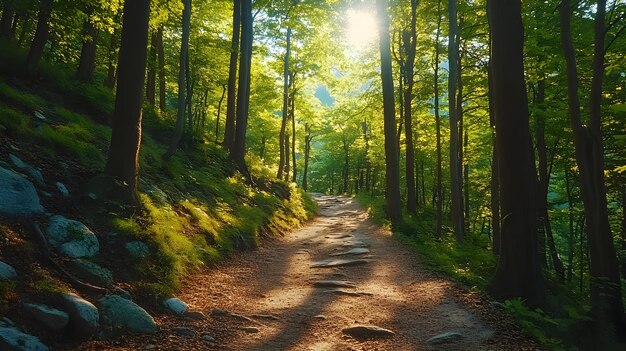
164, 0, 192, 160
434, 0, 443, 237
559, 0, 624, 335
487, 0, 545, 307
76, 10, 98, 82
0, 0, 15, 38
230, 0, 253, 173
278, 25, 292, 179
223, 0, 240, 151
377, 0, 402, 224
25, 0, 53, 76
104, 0, 151, 204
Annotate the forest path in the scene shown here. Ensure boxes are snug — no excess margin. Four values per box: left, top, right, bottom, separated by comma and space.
80, 195, 540, 350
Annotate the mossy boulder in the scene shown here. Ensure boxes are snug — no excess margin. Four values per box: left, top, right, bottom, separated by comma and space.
45, 215, 99, 258
99, 295, 158, 334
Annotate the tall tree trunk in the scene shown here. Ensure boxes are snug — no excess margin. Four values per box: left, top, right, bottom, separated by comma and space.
565, 168, 575, 281
560, 0, 624, 334
291, 88, 297, 183
535, 79, 564, 279
164, 0, 192, 159
230, 0, 253, 174
363, 121, 371, 192
26, 0, 53, 77
342, 137, 349, 193
76, 17, 98, 82
278, 26, 292, 179
259, 136, 266, 159
104, 0, 150, 205
487, 0, 545, 307
488, 61, 500, 255
215, 84, 226, 142
448, 0, 464, 242
303, 124, 312, 191
285, 133, 290, 181
105, 29, 118, 89
403, 0, 418, 215
457, 51, 469, 232
377, 0, 402, 224
146, 31, 157, 105
434, 0, 443, 238
223, 0, 240, 151
157, 26, 166, 111
0, 0, 14, 38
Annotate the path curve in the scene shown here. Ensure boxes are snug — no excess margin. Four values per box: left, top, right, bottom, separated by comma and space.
77, 195, 541, 350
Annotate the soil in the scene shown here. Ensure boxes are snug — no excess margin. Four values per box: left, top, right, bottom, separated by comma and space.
70, 195, 543, 351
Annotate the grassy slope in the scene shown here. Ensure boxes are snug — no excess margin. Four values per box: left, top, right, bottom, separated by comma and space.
0, 46, 317, 311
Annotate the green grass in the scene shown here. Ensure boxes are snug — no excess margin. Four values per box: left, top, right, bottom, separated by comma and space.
0, 82, 44, 110
0, 106, 30, 136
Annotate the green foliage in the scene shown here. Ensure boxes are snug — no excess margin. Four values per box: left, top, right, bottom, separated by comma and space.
0, 82, 44, 110
0, 106, 30, 136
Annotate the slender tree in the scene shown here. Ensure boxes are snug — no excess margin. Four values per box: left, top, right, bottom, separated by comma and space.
146, 31, 158, 106
377, 0, 402, 224
559, 0, 624, 335
403, 0, 418, 214
104, 0, 151, 204
434, 0, 443, 238
26, 0, 53, 76
157, 26, 166, 111
223, 0, 240, 151
76, 11, 98, 82
487, 0, 545, 307
278, 25, 292, 179
0, 0, 14, 39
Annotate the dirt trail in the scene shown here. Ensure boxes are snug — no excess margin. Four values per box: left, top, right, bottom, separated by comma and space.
77, 195, 541, 351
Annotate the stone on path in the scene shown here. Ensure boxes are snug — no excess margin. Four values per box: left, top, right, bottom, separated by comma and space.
330, 248, 370, 256
22, 303, 69, 331
61, 293, 99, 337
426, 331, 464, 345
325, 233, 352, 239
99, 295, 158, 334
184, 311, 206, 320
0, 261, 17, 280
312, 280, 357, 289
164, 297, 188, 315
202, 334, 216, 342
68, 259, 113, 287
251, 314, 280, 321
325, 289, 373, 296
342, 241, 371, 248
342, 325, 395, 339
0, 166, 45, 216
55, 182, 69, 197
45, 215, 99, 258
0, 326, 49, 351
310, 258, 369, 268
173, 327, 194, 337
9, 154, 44, 186
241, 326, 260, 333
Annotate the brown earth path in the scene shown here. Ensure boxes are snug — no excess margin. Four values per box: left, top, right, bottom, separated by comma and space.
76, 195, 542, 351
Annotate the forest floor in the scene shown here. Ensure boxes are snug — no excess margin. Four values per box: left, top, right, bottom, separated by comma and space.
73, 195, 543, 351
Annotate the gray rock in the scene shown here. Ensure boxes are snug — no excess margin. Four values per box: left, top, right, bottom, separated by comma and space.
173, 327, 194, 337
33, 111, 47, 122
45, 215, 99, 258
330, 248, 370, 256
99, 295, 157, 334
125, 241, 150, 258
9, 154, 44, 186
241, 326, 259, 333
61, 293, 99, 337
55, 182, 69, 197
22, 303, 69, 331
342, 325, 395, 339
184, 311, 206, 320
112, 288, 132, 300
325, 289, 373, 296
201, 334, 216, 342
310, 258, 370, 268
0, 261, 17, 279
0, 326, 49, 351
0, 166, 45, 216
163, 298, 188, 315
313, 280, 357, 288
0, 318, 15, 327
68, 259, 113, 287
313, 314, 327, 320
426, 331, 464, 345
209, 308, 228, 317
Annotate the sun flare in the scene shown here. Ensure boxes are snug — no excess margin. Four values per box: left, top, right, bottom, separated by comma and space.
345, 9, 378, 50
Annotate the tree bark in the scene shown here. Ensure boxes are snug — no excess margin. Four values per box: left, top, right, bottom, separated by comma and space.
303, 124, 312, 191
559, 0, 624, 334
163, 0, 192, 160
230, 0, 253, 174
104, 0, 150, 205
434, 0, 443, 238
487, 0, 545, 307
377, 0, 402, 224
26, 0, 53, 77
448, 0, 464, 242
76, 17, 98, 82
223, 0, 240, 151
157, 26, 166, 111
146, 31, 157, 105
403, 0, 418, 215
278, 25, 292, 179
285, 133, 290, 181
215, 84, 226, 142
565, 168, 575, 281
291, 87, 297, 183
